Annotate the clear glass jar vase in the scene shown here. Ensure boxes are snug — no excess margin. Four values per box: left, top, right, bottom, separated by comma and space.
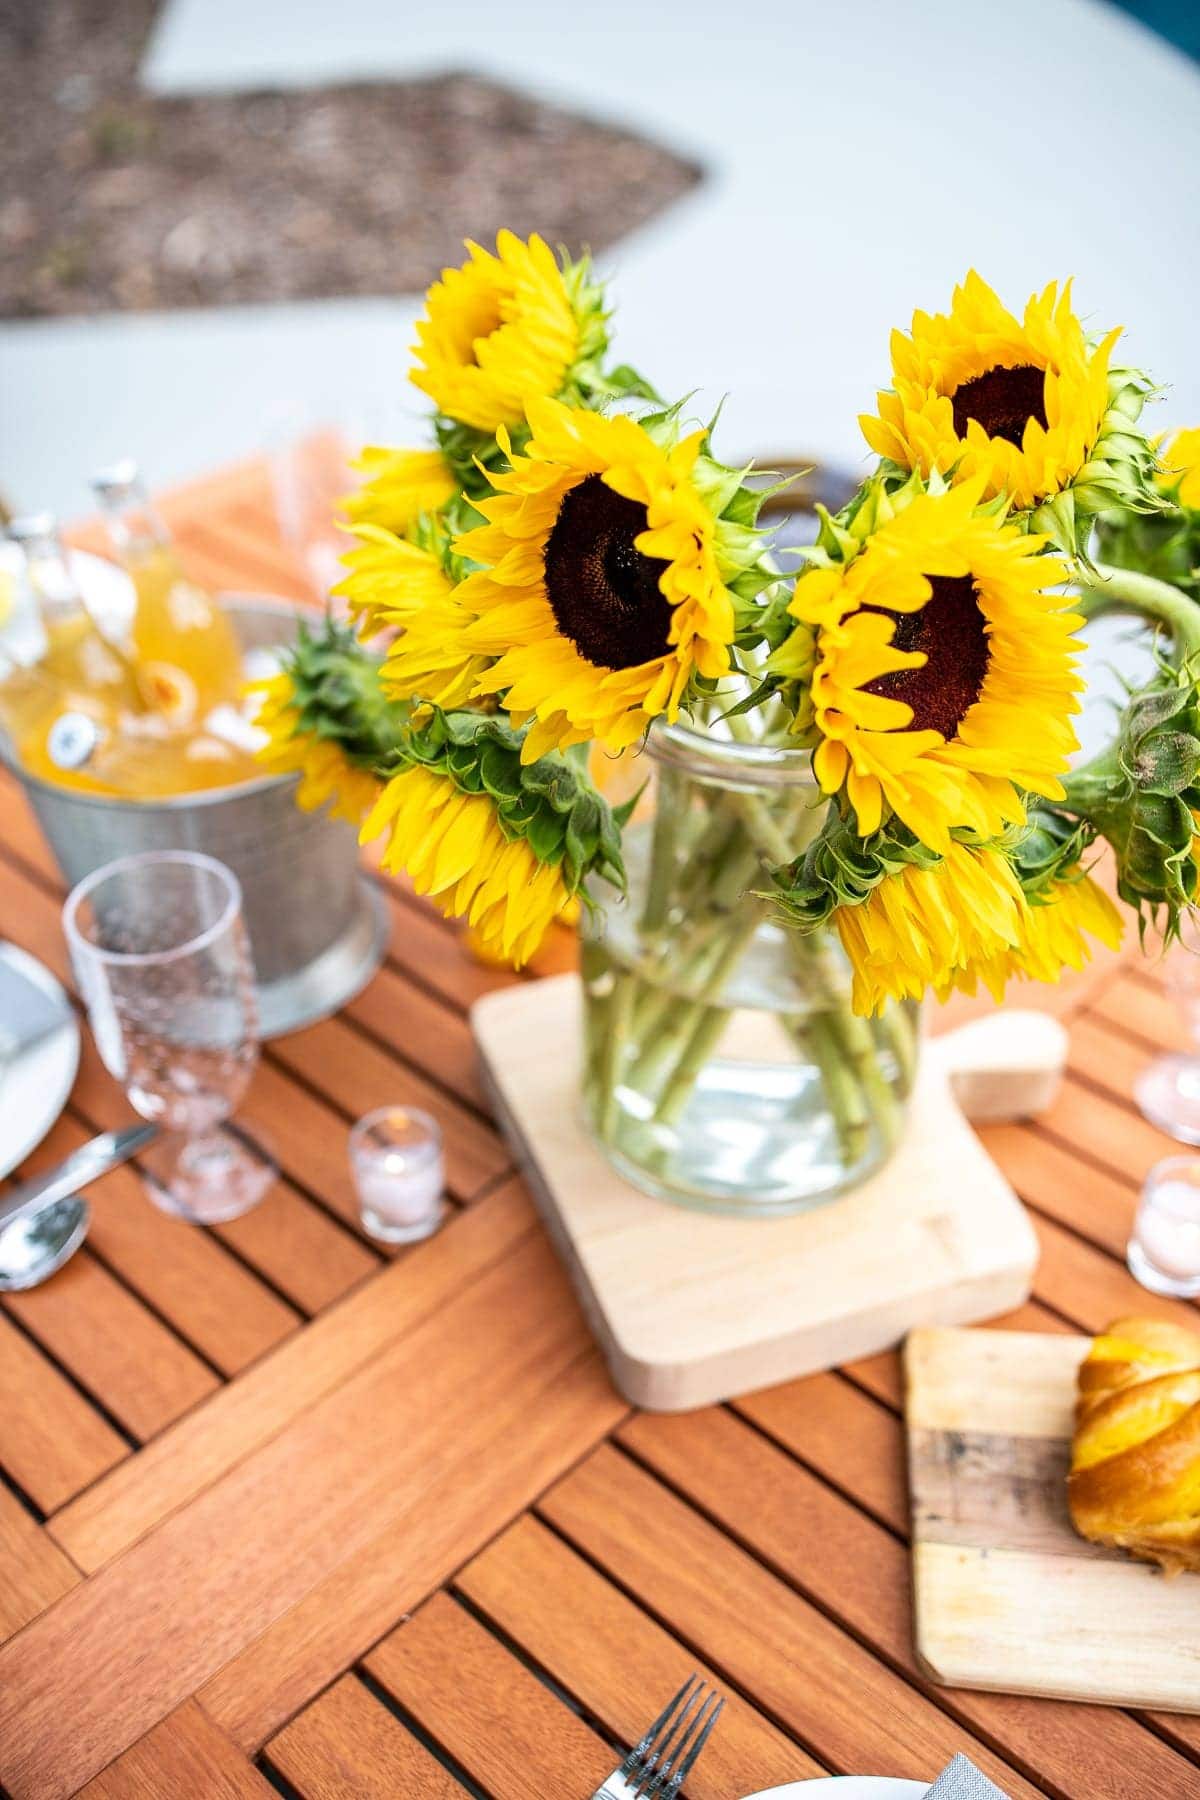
580, 721, 918, 1215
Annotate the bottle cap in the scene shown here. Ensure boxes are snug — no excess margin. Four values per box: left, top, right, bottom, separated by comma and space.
90, 460, 142, 500
6, 513, 59, 546
47, 713, 102, 771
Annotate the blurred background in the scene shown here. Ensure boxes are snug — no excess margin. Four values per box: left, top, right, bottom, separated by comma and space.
1, 0, 1198, 739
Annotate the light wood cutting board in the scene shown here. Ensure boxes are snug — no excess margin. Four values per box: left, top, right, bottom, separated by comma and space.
473, 974, 1041, 1411
905, 1326, 1200, 1712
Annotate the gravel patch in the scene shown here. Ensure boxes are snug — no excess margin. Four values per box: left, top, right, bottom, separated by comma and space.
0, 0, 702, 318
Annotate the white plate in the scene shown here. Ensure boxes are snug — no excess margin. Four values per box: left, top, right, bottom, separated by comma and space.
744, 1782, 927, 1799
0, 943, 79, 1178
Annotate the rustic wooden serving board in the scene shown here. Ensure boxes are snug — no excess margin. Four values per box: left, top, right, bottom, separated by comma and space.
473, 974, 1040, 1411
905, 1325, 1200, 1712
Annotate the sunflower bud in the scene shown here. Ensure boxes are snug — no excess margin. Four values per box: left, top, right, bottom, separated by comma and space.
383, 706, 630, 899
1097, 426, 1200, 599
1009, 807, 1094, 898
1060, 661, 1200, 935
1027, 363, 1166, 558
270, 617, 404, 771
765, 807, 941, 932
251, 619, 405, 825
362, 707, 631, 966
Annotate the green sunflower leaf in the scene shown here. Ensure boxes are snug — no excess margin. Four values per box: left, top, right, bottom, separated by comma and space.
386, 706, 628, 900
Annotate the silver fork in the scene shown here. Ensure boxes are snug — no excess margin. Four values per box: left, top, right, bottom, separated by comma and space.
590, 1674, 724, 1799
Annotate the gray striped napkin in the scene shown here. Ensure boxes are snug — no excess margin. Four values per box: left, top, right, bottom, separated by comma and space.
926, 1755, 1011, 1798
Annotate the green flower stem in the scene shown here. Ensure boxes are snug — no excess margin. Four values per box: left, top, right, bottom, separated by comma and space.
594, 971, 637, 1139
708, 829, 762, 910
786, 931, 903, 1159
1076, 562, 1200, 661
876, 1000, 919, 1094
731, 793, 796, 869
627, 929, 731, 1095
652, 1006, 734, 1130
586, 720, 911, 1174
802, 1011, 870, 1168
639, 763, 686, 934
651, 905, 765, 1127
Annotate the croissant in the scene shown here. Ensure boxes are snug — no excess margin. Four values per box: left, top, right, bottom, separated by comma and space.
1067, 1315, 1200, 1575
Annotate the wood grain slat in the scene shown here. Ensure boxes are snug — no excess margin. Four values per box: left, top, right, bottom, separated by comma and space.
210, 1181, 379, 1315
4, 1115, 225, 1444
540, 1443, 1039, 1798
367, 1591, 615, 1798
272, 1014, 511, 1201
0, 769, 63, 886
343, 960, 487, 1113
1089, 971, 1182, 1050
1029, 1210, 1200, 1336
68, 1037, 378, 1318
0, 844, 74, 982
79, 1700, 274, 1799
29, 1109, 300, 1378
0, 1311, 128, 1512
3, 1245, 218, 1443
198, 1346, 623, 1753
50, 1180, 537, 1572
266, 1675, 465, 1799
618, 1408, 1196, 1800
0, 1483, 79, 1642
1037, 1073, 1178, 1189
1067, 1011, 1172, 1101
237, 1059, 366, 1235
980, 1120, 1136, 1258
735, 1369, 905, 1531
457, 1513, 823, 1796
375, 874, 518, 1014
0, 1228, 612, 1798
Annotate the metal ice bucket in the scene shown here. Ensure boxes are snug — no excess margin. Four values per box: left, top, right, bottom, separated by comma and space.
0, 595, 387, 1037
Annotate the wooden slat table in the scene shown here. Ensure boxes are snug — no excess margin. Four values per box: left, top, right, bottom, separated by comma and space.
0, 465, 1197, 1800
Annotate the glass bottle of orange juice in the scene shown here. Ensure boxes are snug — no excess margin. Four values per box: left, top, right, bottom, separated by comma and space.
91, 460, 243, 724
0, 515, 143, 788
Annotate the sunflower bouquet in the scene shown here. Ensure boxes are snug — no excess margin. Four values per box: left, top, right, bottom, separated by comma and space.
258, 234, 1200, 1211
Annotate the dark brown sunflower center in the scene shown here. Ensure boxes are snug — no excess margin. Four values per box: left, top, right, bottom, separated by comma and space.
862, 574, 989, 740
950, 363, 1047, 447
542, 474, 673, 670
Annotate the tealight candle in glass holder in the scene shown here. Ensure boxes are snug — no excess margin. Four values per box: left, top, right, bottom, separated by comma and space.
350, 1106, 445, 1245
1128, 1156, 1200, 1297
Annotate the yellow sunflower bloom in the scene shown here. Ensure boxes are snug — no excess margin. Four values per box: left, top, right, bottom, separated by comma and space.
861, 271, 1120, 513
344, 446, 457, 533
363, 763, 572, 965
411, 232, 586, 435
252, 672, 380, 826
972, 869, 1123, 990
334, 524, 489, 710
336, 525, 454, 634
833, 841, 1027, 1015
784, 478, 1082, 854
1157, 428, 1200, 511
447, 396, 749, 761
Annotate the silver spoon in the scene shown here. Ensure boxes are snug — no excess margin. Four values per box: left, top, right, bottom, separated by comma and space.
0, 1123, 158, 1291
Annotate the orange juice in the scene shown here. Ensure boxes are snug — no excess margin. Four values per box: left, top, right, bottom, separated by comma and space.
2, 514, 144, 790
92, 461, 244, 722
124, 541, 244, 720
